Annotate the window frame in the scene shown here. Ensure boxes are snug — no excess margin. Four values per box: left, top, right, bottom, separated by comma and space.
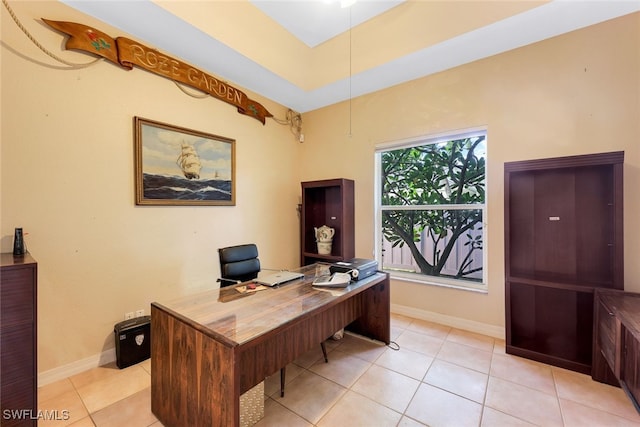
374, 127, 488, 292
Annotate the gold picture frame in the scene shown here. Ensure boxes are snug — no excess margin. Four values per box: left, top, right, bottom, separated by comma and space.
134, 117, 235, 206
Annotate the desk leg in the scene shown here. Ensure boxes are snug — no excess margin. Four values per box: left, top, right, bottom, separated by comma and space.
151, 304, 240, 427
346, 275, 390, 344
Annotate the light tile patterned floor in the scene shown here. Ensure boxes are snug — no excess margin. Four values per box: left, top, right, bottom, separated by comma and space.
37, 313, 640, 426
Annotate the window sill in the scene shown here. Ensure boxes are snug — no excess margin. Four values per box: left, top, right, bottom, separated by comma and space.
389, 272, 488, 294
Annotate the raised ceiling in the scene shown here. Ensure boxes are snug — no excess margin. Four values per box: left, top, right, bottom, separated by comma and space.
61, 0, 640, 113
250, 0, 406, 48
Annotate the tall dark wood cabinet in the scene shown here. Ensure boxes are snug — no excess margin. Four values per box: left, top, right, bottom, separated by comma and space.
1, 253, 38, 426
300, 179, 355, 266
505, 151, 624, 374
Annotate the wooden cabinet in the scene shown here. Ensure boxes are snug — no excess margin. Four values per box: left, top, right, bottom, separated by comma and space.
1, 253, 37, 426
505, 151, 624, 374
300, 179, 354, 266
624, 328, 640, 408
593, 290, 640, 412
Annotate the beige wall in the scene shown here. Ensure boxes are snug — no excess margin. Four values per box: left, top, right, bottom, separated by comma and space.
1, 2, 303, 372
1, 2, 638, 375
300, 13, 640, 328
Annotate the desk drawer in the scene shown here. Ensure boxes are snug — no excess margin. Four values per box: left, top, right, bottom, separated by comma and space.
597, 298, 620, 375
622, 328, 640, 408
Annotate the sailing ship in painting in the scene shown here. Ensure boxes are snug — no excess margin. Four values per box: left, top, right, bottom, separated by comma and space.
176, 141, 201, 179
141, 141, 231, 201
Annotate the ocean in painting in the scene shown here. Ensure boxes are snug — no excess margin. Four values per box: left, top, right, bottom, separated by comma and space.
143, 173, 232, 201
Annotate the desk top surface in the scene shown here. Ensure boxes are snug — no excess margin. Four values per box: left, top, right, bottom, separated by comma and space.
152, 263, 386, 345
599, 290, 640, 340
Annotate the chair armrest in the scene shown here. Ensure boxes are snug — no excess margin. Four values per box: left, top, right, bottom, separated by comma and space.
217, 277, 240, 287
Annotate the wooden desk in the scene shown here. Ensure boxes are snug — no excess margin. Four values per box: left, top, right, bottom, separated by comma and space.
150, 264, 390, 427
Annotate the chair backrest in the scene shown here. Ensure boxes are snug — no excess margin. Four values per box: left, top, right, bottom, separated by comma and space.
218, 244, 261, 285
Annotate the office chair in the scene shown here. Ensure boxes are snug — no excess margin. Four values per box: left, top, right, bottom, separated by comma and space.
217, 243, 329, 396
217, 243, 261, 287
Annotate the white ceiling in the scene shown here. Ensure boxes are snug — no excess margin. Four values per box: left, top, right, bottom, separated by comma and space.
61, 0, 640, 114
249, 0, 405, 47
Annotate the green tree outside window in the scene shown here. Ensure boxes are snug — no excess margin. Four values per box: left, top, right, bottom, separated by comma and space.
379, 134, 486, 284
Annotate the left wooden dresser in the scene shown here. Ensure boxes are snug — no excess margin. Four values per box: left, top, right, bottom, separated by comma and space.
1, 253, 37, 426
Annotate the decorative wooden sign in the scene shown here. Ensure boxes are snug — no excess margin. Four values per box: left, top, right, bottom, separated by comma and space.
42, 19, 272, 124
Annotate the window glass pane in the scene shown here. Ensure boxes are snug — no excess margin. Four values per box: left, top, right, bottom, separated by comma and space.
381, 209, 483, 283
381, 136, 486, 206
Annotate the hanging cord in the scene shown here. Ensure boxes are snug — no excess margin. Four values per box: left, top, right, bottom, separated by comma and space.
270, 109, 303, 141
171, 79, 303, 141
2, 0, 101, 68
173, 73, 304, 141
348, 7, 353, 138
173, 81, 208, 99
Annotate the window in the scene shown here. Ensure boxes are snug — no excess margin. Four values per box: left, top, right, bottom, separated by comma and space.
375, 129, 487, 291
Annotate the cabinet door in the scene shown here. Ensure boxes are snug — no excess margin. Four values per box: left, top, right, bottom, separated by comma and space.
0, 267, 35, 327
1, 327, 35, 426
1, 323, 34, 386
597, 298, 620, 376
0, 382, 35, 427
623, 329, 640, 408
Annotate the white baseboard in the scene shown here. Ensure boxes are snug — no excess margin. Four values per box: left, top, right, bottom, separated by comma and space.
391, 303, 505, 340
38, 348, 116, 387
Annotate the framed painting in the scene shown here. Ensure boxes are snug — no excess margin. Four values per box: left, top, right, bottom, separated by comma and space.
134, 117, 235, 206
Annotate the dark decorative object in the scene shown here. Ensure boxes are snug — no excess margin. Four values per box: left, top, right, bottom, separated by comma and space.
12, 228, 24, 256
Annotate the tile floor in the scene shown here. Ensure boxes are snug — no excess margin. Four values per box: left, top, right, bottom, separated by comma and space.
37, 313, 640, 426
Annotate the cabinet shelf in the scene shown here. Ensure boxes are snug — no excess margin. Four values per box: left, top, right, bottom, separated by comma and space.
508, 275, 614, 292
301, 252, 345, 262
